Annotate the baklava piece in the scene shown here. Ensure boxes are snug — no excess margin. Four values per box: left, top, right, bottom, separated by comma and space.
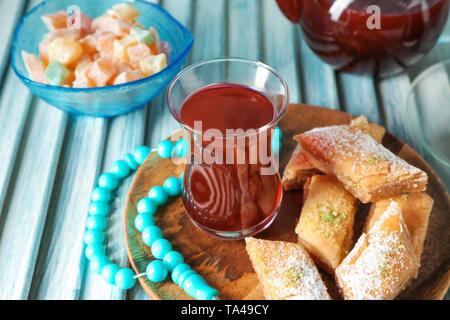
335, 202, 419, 300
295, 175, 357, 273
365, 192, 433, 277
282, 144, 319, 191
282, 116, 385, 191
245, 237, 331, 300
295, 124, 428, 203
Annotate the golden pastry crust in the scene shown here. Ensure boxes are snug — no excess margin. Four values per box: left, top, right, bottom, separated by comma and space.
365, 192, 433, 277
295, 125, 428, 203
295, 175, 357, 274
335, 202, 419, 300
349, 116, 385, 144
282, 144, 319, 191
245, 237, 331, 300
282, 116, 385, 191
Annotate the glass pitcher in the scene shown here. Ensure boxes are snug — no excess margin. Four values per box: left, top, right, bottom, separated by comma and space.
276, 0, 449, 77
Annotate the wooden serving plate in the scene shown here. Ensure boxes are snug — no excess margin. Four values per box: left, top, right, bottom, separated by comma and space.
124, 104, 450, 300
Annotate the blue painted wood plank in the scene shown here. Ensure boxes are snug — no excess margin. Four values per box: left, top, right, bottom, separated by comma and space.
377, 74, 427, 156
261, 0, 301, 103
0, 68, 33, 218
0, 0, 71, 300
27, 116, 106, 299
0, 99, 67, 299
0, 0, 27, 86
145, 0, 193, 149
0, 0, 33, 222
297, 34, 340, 109
130, 0, 193, 300
338, 72, 381, 124
131, 0, 226, 301
191, 0, 226, 61
81, 110, 147, 300
228, 0, 260, 60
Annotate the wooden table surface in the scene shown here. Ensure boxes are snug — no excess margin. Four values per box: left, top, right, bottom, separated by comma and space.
0, 0, 448, 300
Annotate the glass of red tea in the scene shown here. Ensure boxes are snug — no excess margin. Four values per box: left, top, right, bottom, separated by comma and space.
167, 58, 289, 239
275, 0, 449, 77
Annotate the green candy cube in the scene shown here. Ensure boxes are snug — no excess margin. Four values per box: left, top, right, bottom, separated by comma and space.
45, 61, 70, 86
130, 27, 154, 45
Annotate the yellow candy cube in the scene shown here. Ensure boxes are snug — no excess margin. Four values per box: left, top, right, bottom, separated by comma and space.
48, 37, 83, 66
139, 53, 167, 76
107, 3, 140, 20
113, 35, 137, 62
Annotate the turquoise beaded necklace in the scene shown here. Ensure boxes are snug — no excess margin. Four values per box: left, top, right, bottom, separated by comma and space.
83, 127, 282, 300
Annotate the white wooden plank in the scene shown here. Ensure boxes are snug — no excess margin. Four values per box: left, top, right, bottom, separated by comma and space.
28, 117, 107, 299
228, 0, 260, 60
261, 0, 301, 103
297, 34, 340, 109
338, 73, 381, 124
0, 99, 67, 299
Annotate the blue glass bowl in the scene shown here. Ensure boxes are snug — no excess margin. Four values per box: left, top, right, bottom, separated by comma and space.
11, 0, 193, 117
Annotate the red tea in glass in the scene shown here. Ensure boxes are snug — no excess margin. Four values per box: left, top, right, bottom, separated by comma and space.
276, 0, 449, 77
167, 59, 289, 239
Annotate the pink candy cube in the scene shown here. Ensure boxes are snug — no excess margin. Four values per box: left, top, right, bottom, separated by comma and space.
39, 42, 50, 66
79, 34, 97, 55
41, 11, 68, 31
95, 32, 116, 60
42, 28, 82, 43
126, 43, 151, 64
113, 70, 144, 85
67, 11, 93, 35
73, 75, 94, 88
92, 14, 133, 37
22, 51, 47, 84
87, 57, 117, 86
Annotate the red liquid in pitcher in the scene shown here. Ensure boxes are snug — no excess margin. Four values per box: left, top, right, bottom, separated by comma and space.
276, 0, 449, 76
180, 84, 283, 236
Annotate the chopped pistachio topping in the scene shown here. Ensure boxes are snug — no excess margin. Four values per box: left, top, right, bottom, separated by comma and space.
320, 208, 337, 222
401, 193, 409, 201
304, 203, 350, 238
283, 266, 304, 288
378, 259, 391, 278
367, 156, 384, 164
351, 182, 361, 189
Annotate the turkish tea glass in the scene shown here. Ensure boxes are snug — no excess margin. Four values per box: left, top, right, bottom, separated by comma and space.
167, 58, 289, 239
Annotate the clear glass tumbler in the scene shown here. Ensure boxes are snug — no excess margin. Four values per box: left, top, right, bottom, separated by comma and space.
167, 58, 289, 240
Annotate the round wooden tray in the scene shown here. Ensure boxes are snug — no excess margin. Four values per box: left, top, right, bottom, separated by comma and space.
124, 104, 450, 300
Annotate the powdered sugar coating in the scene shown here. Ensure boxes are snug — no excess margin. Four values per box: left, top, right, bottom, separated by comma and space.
307, 125, 421, 176
245, 237, 330, 300
335, 202, 418, 300
297, 125, 428, 202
